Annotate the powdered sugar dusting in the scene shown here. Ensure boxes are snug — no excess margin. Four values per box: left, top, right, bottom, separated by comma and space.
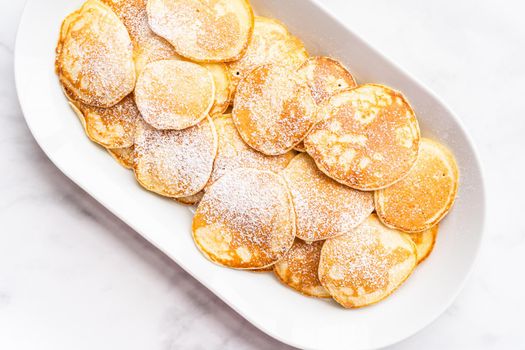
133, 118, 217, 197
206, 114, 295, 189
282, 153, 374, 241
274, 239, 329, 297
232, 64, 317, 155
319, 215, 416, 307
135, 60, 214, 130
147, 0, 253, 61
56, 0, 136, 108
193, 168, 295, 268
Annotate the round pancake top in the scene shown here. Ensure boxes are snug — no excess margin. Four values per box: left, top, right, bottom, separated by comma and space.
375, 138, 459, 232
304, 84, 420, 190
133, 118, 217, 197
232, 64, 317, 155
274, 239, 330, 298
135, 60, 215, 130
282, 153, 374, 241
207, 114, 295, 189
100, 0, 179, 74
147, 0, 254, 62
318, 214, 417, 308
64, 87, 139, 149
228, 16, 308, 92
56, 0, 136, 108
298, 56, 357, 105
192, 168, 295, 269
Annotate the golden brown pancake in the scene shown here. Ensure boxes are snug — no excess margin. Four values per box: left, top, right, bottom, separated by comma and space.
192, 168, 295, 269
232, 64, 317, 155
135, 60, 215, 130
408, 225, 438, 264
375, 138, 459, 232
304, 84, 420, 190
298, 56, 357, 105
274, 239, 330, 298
227, 16, 308, 95
282, 153, 374, 241
318, 214, 417, 308
147, 0, 254, 62
64, 87, 139, 149
133, 118, 217, 198
107, 146, 135, 169
207, 114, 295, 189
56, 0, 136, 108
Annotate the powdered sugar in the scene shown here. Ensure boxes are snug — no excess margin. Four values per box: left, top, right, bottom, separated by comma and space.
134, 118, 217, 197
232, 64, 317, 155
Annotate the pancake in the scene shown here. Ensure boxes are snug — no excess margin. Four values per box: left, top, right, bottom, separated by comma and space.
294, 56, 357, 152
107, 146, 135, 169
304, 84, 420, 190
375, 138, 459, 232
282, 153, 374, 241
274, 239, 330, 298
232, 64, 317, 155
64, 87, 139, 149
100, 0, 179, 75
176, 191, 205, 205
147, 0, 254, 62
228, 16, 308, 94
409, 225, 438, 264
133, 118, 217, 198
135, 60, 215, 130
192, 168, 295, 269
207, 114, 295, 189
298, 56, 357, 105
318, 214, 417, 308
204, 63, 233, 116
56, 0, 136, 108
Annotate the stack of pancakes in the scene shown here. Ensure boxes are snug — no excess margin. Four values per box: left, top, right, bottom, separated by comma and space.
56, 0, 459, 308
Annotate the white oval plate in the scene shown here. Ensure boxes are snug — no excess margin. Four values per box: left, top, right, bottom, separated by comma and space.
15, 0, 485, 349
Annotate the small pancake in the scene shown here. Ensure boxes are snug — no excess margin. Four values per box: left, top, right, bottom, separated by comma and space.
192, 168, 295, 269
318, 214, 417, 308
133, 118, 217, 198
294, 56, 357, 152
375, 138, 459, 232
207, 114, 295, 189
228, 16, 308, 94
304, 84, 420, 190
274, 239, 330, 298
176, 191, 205, 205
298, 56, 357, 105
282, 153, 374, 241
64, 87, 139, 149
147, 0, 254, 62
135, 60, 215, 130
107, 146, 135, 169
56, 0, 136, 108
232, 64, 317, 155
408, 225, 438, 264
204, 63, 233, 116
100, 0, 179, 75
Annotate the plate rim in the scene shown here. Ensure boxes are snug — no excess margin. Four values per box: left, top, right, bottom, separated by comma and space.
13, 0, 486, 349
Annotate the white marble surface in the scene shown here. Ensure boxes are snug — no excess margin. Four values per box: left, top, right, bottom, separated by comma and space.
1, 0, 524, 348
